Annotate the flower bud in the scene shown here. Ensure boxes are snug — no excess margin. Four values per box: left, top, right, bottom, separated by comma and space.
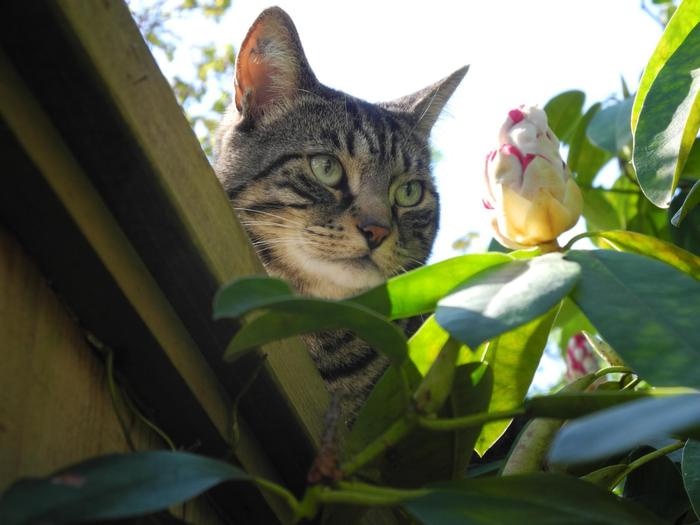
484, 106, 583, 249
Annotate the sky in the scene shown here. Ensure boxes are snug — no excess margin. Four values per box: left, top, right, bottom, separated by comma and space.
157, 0, 664, 261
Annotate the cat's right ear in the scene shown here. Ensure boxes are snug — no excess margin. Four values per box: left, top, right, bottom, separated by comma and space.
234, 7, 316, 121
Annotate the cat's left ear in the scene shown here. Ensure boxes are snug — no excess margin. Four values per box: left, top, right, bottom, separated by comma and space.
382, 65, 469, 137
234, 7, 317, 120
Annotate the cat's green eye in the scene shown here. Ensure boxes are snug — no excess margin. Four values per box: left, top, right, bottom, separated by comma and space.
310, 154, 344, 186
394, 180, 424, 207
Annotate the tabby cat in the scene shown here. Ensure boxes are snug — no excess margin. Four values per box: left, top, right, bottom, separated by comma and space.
214, 7, 467, 421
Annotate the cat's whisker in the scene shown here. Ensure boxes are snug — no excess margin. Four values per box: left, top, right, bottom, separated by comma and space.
241, 220, 302, 232
234, 207, 306, 227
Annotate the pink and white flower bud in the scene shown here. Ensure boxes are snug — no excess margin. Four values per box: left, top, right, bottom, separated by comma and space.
565, 333, 599, 381
484, 106, 583, 249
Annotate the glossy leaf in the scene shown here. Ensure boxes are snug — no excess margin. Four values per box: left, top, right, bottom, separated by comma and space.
552, 298, 597, 354
683, 439, 700, 518
543, 90, 585, 143
586, 97, 633, 154
548, 394, 700, 467
567, 103, 613, 186
346, 363, 421, 461
624, 446, 691, 523
526, 388, 694, 419
449, 364, 494, 478
581, 464, 628, 490
408, 315, 473, 375
0, 452, 249, 525
404, 473, 666, 525
566, 249, 700, 387
582, 188, 623, 232
588, 229, 700, 280
350, 253, 511, 319
213, 276, 294, 319
436, 254, 580, 350
632, 23, 700, 207
224, 300, 407, 363
672, 178, 700, 226
474, 309, 558, 456
631, 0, 700, 133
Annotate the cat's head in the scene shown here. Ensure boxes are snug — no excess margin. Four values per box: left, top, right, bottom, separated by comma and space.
215, 7, 467, 299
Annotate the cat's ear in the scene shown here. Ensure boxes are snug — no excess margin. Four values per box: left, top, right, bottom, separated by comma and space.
234, 7, 317, 119
383, 65, 469, 137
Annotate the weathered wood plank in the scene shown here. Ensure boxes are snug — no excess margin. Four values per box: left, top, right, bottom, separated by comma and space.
0, 51, 288, 523
1, 0, 328, 494
0, 228, 224, 525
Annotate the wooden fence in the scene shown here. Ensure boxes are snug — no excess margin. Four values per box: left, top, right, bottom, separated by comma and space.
0, 1, 330, 523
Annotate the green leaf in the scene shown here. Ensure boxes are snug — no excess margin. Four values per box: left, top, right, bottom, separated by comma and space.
449, 363, 494, 478
632, 23, 700, 207
543, 90, 585, 143
404, 473, 666, 525
582, 188, 623, 232
566, 249, 700, 387
567, 103, 613, 186
586, 98, 633, 154
526, 388, 694, 419
631, 0, 700, 133
0, 451, 250, 525
681, 138, 700, 180
350, 253, 511, 320
552, 298, 597, 354
408, 315, 474, 375
624, 445, 691, 523
672, 178, 700, 226
581, 464, 629, 489
587, 229, 700, 280
346, 363, 421, 462
548, 394, 700, 467
435, 254, 580, 350
346, 363, 493, 486
224, 301, 407, 363
474, 309, 558, 456
213, 275, 294, 318
669, 186, 700, 256
682, 439, 700, 518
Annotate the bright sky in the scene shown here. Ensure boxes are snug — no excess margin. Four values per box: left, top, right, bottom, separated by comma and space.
158, 0, 663, 261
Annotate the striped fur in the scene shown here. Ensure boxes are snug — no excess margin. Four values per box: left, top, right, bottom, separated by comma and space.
214, 7, 467, 423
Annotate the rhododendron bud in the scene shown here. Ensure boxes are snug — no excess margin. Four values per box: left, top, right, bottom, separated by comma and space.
565, 333, 599, 380
484, 106, 583, 249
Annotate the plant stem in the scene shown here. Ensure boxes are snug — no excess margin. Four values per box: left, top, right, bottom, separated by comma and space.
253, 477, 300, 515
537, 239, 562, 254
609, 440, 686, 488
593, 366, 633, 380
317, 482, 429, 507
339, 415, 416, 477
562, 231, 598, 251
417, 407, 526, 432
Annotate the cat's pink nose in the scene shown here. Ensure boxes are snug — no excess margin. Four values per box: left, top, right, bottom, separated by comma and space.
358, 223, 390, 250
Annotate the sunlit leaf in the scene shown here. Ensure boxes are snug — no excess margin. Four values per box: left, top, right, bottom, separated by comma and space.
631, 0, 700, 133
474, 309, 558, 456
632, 22, 700, 207
588, 229, 700, 280
587, 97, 633, 154
566, 250, 700, 387
544, 90, 585, 143
350, 253, 511, 320
672, 178, 700, 226
567, 103, 613, 186
436, 254, 580, 350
